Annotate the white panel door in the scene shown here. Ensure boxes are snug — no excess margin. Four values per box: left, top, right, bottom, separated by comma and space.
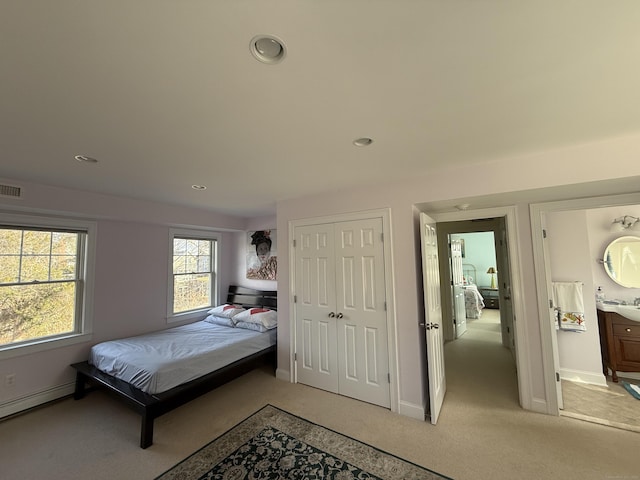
294, 217, 390, 408
334, 218, 390, 408
450, 239, 467, 338
420, 212, 446, 424
294, 223, 339, 393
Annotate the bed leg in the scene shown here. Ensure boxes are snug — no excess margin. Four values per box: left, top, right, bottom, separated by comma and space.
73, 371, 86, 400
140, 414, 154, 449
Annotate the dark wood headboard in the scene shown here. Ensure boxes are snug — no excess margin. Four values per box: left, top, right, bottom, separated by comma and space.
226, 285, 277, 310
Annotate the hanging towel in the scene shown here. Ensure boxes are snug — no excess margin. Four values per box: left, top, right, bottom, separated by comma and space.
552, 281, 586, 332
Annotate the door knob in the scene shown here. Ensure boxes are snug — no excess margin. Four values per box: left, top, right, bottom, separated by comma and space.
328, 312, 336, 318
337, 313, 344, 319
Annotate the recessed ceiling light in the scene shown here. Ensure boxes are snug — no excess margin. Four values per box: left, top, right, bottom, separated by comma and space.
353, 138, 373, 147
250, 35, 286, 64
455, 203, 471, 211
192, 185, 207, 190
74, 155, 98, 163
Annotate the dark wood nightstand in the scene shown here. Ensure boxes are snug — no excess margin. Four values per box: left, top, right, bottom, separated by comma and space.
479, 287, 499, 309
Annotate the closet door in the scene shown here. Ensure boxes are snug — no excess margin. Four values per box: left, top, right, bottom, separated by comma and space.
294, 218, 390, 409
294, 223, 339, 393
334, 218, 390, 408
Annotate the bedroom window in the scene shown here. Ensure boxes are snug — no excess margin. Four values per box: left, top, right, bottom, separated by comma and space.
169, 229, 218, 321
0, 214, 96, 357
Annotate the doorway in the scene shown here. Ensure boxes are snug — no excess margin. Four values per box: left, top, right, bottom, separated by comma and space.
433, 217, 520, 412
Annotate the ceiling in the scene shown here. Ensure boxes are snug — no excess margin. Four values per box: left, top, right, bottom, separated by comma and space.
2, 1, 640, 218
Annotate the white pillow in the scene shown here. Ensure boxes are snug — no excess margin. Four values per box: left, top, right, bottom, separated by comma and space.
207, 304, 246, 319
234, 321, 273, 333
232, 308, 277, 329
203, 314, 236, 328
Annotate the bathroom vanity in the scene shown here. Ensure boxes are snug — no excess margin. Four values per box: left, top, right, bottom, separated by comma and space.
597, 308, 640, 382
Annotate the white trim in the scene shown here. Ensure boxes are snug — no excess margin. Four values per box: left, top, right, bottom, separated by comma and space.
275, 367, 290, 381
288, 208, 399, 414
530, 191, 640, 415
0, 382, 75, 419
426, 205, 534, 413
560, 368, 608, 387
398, 400, 425, 420
167, 228, 221, 324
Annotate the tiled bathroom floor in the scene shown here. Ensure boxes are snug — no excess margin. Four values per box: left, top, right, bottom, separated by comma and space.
561, 377, 640, 432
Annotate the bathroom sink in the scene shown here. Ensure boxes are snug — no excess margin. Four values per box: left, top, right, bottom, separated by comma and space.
614, 305, 640, 322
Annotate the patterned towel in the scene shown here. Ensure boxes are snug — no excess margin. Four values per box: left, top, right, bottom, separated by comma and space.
552, 281, 586, 332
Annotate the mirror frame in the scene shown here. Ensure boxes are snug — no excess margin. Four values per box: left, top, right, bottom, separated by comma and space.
603, 235, 640, 288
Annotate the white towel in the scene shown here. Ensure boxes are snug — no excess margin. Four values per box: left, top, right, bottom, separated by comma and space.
552, 281, 586, 332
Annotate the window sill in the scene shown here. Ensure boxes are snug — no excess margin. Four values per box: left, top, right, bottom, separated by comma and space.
167, 309, 209, 325
0, 332, 93, 360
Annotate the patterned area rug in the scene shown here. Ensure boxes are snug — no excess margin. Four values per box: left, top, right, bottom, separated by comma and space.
155, 404, 451, 480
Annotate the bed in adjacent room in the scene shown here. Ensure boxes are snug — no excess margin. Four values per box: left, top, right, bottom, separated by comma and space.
71, 286, 277, 448
462, 263, 485, 319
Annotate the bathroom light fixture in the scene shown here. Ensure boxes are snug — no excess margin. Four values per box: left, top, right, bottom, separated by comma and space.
250, 35, 286, 64
486, 267, 497, 289
455, 203, 470, 211
612, 215, 639, 230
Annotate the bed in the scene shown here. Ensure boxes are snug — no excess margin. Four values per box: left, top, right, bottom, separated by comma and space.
462, 264, 485, 319
71, 285, 277, 448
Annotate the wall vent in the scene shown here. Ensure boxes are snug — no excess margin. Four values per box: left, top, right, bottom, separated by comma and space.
0, 183, 23, 199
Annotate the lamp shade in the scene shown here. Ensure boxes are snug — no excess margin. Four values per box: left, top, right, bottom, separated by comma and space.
486, 267, 496, 274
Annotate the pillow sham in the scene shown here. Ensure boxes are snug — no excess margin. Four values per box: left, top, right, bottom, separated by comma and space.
204, 314, 236, 328
207, 304, 246, 319
232, 308, 277, 329
234, 320, 273, 333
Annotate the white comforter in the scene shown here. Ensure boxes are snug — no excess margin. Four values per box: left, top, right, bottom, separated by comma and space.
89, 321, 276, 394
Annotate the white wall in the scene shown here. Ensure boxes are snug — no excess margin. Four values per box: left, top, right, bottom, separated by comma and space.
454, 232, 497, 286
277, 131, 640, 417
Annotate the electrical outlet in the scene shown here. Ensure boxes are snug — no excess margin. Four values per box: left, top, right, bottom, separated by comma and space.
5, 373, 16, 387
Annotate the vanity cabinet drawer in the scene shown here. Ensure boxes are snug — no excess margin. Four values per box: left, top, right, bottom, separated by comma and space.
613, 324, 640, 337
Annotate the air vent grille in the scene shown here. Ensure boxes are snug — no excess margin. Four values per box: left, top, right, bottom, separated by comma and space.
0, 184, 23, 199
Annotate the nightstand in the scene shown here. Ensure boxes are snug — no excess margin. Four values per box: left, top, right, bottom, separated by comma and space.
479, 287, 499, 309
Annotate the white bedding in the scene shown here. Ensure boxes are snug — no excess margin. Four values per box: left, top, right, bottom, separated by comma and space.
89, 321, 276, 394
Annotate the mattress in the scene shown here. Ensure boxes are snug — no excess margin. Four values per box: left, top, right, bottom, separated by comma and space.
89, 320, 276, 394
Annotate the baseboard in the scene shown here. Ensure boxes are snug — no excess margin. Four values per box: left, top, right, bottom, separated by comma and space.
0, 382, 75, 420
398, 399, 425, 420
275, 367, 291, 382
560, 368, 608, 387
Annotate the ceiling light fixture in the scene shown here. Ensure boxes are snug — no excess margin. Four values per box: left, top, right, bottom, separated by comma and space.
192, 185, 207, 191
353, 138, 373, 147
250, 35, 286, 64
455, 203, 471, 211
74, 155, 98, 163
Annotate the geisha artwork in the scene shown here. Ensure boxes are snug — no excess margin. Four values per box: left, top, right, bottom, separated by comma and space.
246, 230, 277, 280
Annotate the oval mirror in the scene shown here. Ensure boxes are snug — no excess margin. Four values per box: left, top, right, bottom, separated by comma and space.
603, 235, 640, 288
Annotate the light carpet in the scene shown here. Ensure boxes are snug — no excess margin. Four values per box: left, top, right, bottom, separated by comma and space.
155, 404, 451, 480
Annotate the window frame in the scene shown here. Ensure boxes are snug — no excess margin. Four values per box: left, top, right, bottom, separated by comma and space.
0, 213, 96, 360
167, 228, 220, 324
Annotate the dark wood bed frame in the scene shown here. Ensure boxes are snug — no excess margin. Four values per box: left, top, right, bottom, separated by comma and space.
71, 285, 277, 449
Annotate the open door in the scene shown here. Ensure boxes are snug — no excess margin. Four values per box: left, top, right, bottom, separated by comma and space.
450, 238, 467, 338
540, 214, 563, 409
420, 212, 446, 424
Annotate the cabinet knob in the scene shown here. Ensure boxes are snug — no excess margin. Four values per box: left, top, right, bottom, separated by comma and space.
626, 328, 632, 333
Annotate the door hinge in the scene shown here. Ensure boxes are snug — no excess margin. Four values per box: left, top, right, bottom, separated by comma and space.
549, 299, 553, 308
387, 373, 390, 383
381, 232, 384, 242
384, 301, 387, 311
543, 229, 547, 239
294, 353, 297, 361
293, 239, 296, 247
556, 372, 560, 382
294, 295, 297, 303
